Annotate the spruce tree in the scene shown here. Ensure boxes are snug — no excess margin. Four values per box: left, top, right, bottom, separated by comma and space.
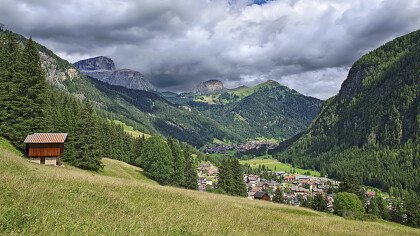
272, 187, 284, 203
312, 193, 328, 212
21, 37, 46, 109
168, 137, 185, 186
20, 37, 47, 138
338, 175, 363, 196
140, 136, 173, 185
218, 159, 234, 194
404, 191, 420, 227
390, 198, 404, 224
0, 33, 26, 147
133, 136, 145, 166
183, 145, 198, 190
73, 102, 102, 171
231, 158, 247, 196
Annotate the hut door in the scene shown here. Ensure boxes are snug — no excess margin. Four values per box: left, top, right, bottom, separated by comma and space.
40, 157, 45, 164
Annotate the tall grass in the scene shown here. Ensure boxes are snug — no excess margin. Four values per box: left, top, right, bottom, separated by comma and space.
0, 138, 419, 235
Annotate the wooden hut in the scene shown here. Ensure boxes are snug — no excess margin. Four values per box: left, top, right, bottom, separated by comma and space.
24, 133, 68, 165
254, 191, 271, 201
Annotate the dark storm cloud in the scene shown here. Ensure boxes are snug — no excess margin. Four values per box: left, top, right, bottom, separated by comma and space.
0, 0, 419, 99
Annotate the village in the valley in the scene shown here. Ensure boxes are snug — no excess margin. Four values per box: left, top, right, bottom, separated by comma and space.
197, 161, 344, 210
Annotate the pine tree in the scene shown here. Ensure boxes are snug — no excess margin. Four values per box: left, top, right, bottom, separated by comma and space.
272, 187, 284, 203
0, 33, 26, 148
390, 198, 404, 224
0, 34, 48, 149
404, 191, 420, 227
231, 158, 247, 196
300, 195, 312, 208
168, 137, 185, 187
133, 136, 145, 166
183, 145, 198, 190
218, 159, 234, 194
338, 175, 363, 196
73, 102, 102, 171
140, 136, 173, 185
21, 37, 47, 120
312, 193, 328, 212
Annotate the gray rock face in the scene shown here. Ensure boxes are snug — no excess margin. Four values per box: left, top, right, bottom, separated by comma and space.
74, 56, 116, 71
193, 80, 224, 94
74, 56, 154, 91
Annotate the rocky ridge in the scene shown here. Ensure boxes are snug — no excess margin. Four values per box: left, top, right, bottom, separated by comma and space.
192, 80, 225, 94
74, 56, 155, 91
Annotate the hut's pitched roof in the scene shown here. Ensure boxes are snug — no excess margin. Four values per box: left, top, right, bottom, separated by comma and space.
24, 133, 68, 144
254, 191, 269, 199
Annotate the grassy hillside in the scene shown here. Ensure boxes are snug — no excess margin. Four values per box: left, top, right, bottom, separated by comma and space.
1, 138, 419, 235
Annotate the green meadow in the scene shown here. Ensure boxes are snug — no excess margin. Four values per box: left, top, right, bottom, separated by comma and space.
1, 138, 419, 235
112, 119, 151, 138
240, 156, 321, 176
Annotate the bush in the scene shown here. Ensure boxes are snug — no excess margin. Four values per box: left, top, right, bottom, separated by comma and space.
334, 192, 365, 219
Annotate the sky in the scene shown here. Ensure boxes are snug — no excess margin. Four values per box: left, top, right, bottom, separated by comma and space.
1, 0, 419, 99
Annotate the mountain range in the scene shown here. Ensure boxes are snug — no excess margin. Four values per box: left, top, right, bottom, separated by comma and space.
0, 31, 322, 146
70, 56, 323, 142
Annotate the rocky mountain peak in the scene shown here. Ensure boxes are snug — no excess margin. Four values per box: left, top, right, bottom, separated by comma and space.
73, 57, 154, 91
74, 56, 116, 71
193, 80, 224, 93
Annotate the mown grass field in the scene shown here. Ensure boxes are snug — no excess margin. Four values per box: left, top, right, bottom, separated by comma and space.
240, 156, 321, 176
1, 138, 419, 235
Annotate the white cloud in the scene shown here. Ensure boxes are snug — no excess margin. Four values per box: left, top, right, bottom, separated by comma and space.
1, 0, 419, 99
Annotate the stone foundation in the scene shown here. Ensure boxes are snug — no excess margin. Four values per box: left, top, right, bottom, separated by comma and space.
28, 157, 59, 166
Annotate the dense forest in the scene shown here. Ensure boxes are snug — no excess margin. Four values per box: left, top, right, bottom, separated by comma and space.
275, 30, 420, 193
0, 32, 198, 189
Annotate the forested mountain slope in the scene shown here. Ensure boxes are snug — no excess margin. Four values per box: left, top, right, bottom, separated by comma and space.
275, 30, 420, 192
89, 78, 243, 146
166, 80, 322, 140
1, 138, 419, 235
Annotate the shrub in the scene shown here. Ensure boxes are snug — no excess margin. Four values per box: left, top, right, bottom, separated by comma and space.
334, 192, 365, 219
